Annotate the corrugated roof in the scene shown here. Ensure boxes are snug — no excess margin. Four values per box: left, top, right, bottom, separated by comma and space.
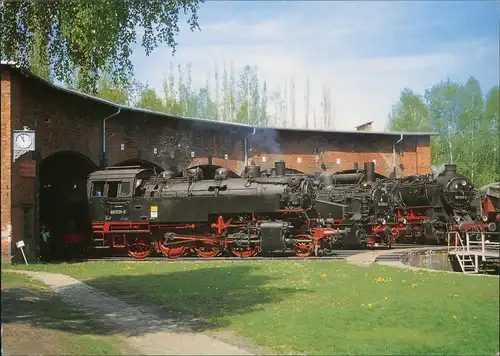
1, 61, 438, 137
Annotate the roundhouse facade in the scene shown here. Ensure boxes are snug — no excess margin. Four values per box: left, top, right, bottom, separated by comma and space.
1, 63, 436, 263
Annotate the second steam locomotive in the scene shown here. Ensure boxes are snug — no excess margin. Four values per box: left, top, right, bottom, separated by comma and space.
84, 159, 496, 259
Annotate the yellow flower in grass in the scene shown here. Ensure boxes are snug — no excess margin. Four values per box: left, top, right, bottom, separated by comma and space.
367, 303, 372, 308
411, 283, 417, 288
321, 273, 327, 279
452, 315, 457, 320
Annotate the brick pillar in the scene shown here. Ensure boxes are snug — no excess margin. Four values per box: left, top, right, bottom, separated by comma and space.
1, 69, 13, 263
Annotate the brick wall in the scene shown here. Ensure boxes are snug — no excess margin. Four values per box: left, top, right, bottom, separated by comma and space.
247, 129, 431, 176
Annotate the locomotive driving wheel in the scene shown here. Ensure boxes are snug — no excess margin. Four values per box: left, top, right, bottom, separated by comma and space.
193, 240, 222, 258
157, 233, 187, 258
231, 244, 260, 257
293, 235, 315, 257
293, 242, 314, 257
128, 236, 153, 259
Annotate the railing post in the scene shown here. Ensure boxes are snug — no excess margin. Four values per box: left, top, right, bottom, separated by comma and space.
466, 232, 470, 252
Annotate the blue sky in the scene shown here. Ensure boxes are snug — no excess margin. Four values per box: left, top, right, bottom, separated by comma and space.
130, 0, 499, 131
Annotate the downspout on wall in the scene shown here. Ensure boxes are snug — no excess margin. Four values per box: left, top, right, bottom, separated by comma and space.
244, 127, 257, 166
393, 134, 404, 177
101, 107, 122, 168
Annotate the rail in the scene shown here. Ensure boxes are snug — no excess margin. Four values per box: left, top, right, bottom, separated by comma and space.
447, 230, 500, 273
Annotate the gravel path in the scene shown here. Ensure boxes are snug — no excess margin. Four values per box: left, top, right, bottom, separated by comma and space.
4, 269, 254, 355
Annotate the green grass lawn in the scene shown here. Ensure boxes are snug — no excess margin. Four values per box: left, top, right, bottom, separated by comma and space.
9, 260, 500, 355
1, 271, 130, 355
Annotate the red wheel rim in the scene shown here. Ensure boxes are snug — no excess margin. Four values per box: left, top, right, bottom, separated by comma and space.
128, 238, 152, 259
231, 245, 260, 257
194, 241, 222, 258
157, 241, 186, 259
293, 242, 313, 257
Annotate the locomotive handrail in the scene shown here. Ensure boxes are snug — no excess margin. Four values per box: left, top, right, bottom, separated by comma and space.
447, 230, 499, 256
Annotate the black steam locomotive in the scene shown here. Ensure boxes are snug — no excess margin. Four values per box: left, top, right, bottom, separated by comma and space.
85, 159, 488, 259
313, 162, 484, 248
87, 161, 346, 258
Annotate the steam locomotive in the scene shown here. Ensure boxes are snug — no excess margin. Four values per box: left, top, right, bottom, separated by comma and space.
85, 159, 492, 259
88, 161, 334, 259
313, 163, 491, 248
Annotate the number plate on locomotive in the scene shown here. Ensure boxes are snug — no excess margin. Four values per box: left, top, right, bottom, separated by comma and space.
110, 209, 126, 215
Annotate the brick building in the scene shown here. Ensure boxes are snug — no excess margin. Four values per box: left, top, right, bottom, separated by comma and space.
1, 63, 437, 263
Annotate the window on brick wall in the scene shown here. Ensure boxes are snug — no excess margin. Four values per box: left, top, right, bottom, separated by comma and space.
22, 204, 34, 241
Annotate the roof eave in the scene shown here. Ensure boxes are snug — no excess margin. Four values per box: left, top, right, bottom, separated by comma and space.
1, 62, 439, 137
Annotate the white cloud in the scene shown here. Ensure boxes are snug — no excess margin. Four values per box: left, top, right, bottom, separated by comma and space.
130, 2, 498, 132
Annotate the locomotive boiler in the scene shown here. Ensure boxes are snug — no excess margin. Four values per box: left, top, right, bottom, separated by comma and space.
86, 161, 333, 259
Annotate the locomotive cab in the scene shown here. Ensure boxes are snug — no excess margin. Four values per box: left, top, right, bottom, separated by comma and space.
87, 166, 156, 224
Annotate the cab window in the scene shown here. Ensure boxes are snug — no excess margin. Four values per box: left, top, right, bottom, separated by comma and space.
107, 181, 119, 198
91, 181, 105, 197
119, 181, 132, 197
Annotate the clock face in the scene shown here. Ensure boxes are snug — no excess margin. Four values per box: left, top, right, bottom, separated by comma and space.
16, 133, 32, 149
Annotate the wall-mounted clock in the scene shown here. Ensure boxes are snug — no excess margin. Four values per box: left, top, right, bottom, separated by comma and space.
13, 129, 36, 162
15, 132, 33, 149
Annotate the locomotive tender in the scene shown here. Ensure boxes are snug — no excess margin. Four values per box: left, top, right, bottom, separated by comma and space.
86, 158, 494, 259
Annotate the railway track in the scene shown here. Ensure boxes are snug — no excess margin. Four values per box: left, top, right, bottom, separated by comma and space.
76, 244, 440, 263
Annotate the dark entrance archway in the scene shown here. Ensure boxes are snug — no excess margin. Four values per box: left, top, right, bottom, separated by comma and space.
39, 150, 98, 261
114, 159, 164, 173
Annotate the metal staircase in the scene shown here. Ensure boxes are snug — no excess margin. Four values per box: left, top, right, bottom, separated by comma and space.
447, 231, 500, 274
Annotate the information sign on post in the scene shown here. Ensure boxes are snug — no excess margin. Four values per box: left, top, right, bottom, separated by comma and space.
16, 240, 29, 265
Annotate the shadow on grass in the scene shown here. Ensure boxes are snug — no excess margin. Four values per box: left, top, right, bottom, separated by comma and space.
3, 264, 303, 338
1, 284, 114, 337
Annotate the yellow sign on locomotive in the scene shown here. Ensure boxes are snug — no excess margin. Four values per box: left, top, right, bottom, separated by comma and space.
150, 206, 158, 219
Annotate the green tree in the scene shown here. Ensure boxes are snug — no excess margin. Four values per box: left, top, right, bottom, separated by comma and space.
136, 86, 166, 113
1, 0, 204, 93
386, 77, 499, 186
387, 89, 431, 132
29, 30, 51, 81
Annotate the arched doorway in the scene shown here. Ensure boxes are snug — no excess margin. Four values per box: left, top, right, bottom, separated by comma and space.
114, 159, 164, 173
39, 150, 98, 261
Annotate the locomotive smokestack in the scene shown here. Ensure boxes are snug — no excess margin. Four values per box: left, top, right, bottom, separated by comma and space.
364, 161, 375, 183
353, 162, 359, 170
444, 164, 457, 174
275, 160, 286, 177
245, 165, 261, 178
